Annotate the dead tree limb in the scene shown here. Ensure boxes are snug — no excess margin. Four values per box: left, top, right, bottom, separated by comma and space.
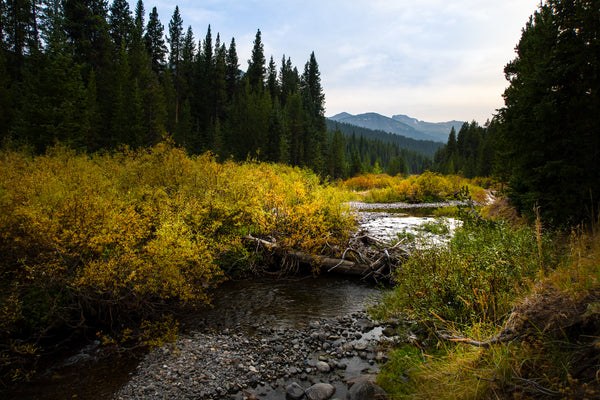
242, 233, 409, 281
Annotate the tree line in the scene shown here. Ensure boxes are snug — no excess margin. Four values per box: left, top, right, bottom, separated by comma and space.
431, 0, 599, 226
326, 119, 439, 177
0, 0, 342, 175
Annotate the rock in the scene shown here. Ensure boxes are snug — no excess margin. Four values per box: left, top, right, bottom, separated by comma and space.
305, 382, 336, 400
382, 326, 396, 337
285, 382, 305, 400
353, 341, 368, 351
347, 375, 388, 400
315, 361, 331, 373
356, 319, 374, 332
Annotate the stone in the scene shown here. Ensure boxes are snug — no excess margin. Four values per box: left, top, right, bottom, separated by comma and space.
285, 382, 305, 400
305, 382, 336, 400
347, 375, 388, 400
356, 319, 374, 332
382, 326, 396, 337
315, 361, 330, 373
353, 342, 368, 351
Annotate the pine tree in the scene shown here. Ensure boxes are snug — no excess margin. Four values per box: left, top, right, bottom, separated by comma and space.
167, 5, 183, 72
3, 0, 39, 76
498, 0, 600, 224
144, 6, 166, 72
300, 52, 326, 173
167, 5, 183, 124
328, 129, 346, 179
225, 37, 240, 102
108, 0, 133, 50
246, 29, 265, 92
213, 34, 227, 123
267, 55, 279, 101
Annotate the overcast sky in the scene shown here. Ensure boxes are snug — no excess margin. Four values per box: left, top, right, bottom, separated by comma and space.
136, 0, 542, 123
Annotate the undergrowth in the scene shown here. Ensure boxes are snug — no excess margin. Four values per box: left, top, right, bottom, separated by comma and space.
0, 142, 354, 383
344, 171, 489, 204
373, 202, 600, 399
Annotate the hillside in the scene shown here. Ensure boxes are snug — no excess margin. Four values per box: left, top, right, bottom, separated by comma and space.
392, 114, 464, 143
325, 119, 442, 157
328, 112, 464, 143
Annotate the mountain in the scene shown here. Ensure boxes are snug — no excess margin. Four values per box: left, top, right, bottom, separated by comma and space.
328, 112, 464, 143
392, 114, 465, 143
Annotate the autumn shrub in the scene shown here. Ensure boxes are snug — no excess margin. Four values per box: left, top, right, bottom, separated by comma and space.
356, 171, 488, 204
343, 173, 396, 191
372, 221, 556, 326
0, 142, 353, 382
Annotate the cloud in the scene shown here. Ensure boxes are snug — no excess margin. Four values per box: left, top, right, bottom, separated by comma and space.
143, 0, 541, 122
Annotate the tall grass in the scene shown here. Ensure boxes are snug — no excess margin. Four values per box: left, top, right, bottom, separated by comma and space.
374, 208, 600, 399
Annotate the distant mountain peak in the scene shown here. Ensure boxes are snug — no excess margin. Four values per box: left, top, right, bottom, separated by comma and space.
328, 112, 464, 143
330, 112, 354, 120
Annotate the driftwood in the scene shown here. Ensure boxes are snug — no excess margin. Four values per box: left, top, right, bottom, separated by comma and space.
243, 230, 410, 282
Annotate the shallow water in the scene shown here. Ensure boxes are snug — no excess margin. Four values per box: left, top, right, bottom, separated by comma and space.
4, 276, 381, 400
187, 276, 381, 334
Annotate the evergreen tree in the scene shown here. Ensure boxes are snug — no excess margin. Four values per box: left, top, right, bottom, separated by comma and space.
167, 5, 183, 123
284, 91, 304, 166
63, 0, 112, 71
108, 0, 133, 50
387, 155, 408, 176
328, 128, 346, 179
144, 6, 166, 72
167, 5, 183, 72
246, 29, 265, 92
225, 37, 240, 102
213, 34, 227, 123
3, 0, 39, 75
267, 55, 278, 101
497, 0, 600, 225
300, 52, 326, 173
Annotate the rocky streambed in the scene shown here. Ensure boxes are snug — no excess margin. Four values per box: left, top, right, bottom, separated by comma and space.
114, 310, 395, 400
8, 202, 456, 400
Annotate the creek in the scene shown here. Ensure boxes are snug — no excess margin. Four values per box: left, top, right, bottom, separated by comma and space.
3, 203, 455, 400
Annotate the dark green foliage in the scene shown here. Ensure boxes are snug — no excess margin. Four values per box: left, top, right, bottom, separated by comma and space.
432, 120, 496, 178
144, 6, 165, 72
0, 2, 367, 179
246, 29, 265, 92
497, 0, 600, 226
326, 122, 434, 175
108, 0, 133, 49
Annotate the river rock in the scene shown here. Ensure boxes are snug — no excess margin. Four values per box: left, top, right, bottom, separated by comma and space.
285, 382, 305, 400
355, 319, 374, 332
305, 382, 336, 400
315, 361, 331, 372
347, 375, 388, 400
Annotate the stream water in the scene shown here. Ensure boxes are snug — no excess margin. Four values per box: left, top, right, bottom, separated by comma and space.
3, 204, 453, 400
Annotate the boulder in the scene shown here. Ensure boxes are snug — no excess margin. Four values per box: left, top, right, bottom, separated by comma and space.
305, 382, 336, 400
285, 382, 305, 400
347, 375, 387, 400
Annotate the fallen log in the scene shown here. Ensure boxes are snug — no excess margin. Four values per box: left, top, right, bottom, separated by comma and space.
242, 233, 408, 282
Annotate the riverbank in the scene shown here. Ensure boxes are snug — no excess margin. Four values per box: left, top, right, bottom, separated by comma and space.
115, 309, 394, 400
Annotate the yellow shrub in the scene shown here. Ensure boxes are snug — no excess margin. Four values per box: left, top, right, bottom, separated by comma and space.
0, 142, 353, 381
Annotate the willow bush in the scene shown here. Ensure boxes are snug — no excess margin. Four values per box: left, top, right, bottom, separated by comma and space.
344, 171, 488, 204
372, 220, 557, 327
0, 142, 353, 381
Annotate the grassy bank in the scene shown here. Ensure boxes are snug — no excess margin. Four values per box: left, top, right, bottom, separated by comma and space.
0, 142, 354, 382
372, 204, 600, 398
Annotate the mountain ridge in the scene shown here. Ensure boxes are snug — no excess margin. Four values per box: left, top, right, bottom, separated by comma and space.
328, 112, 464, 143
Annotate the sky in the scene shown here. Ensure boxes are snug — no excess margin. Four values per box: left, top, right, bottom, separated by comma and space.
135, 0, 542, 124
